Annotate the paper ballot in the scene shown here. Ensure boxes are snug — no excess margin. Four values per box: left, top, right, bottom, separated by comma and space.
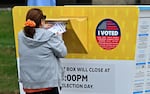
48, 22, 66, 34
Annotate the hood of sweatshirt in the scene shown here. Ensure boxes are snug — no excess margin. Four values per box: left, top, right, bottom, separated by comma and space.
20, 28, 54, 47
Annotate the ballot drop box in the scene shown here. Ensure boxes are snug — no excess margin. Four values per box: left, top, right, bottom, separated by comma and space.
12, 6, 150, 94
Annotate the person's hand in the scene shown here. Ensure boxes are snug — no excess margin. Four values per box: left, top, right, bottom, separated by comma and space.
43, 24, 53, 29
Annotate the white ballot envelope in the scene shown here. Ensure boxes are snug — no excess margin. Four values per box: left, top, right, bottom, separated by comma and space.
48, 22, 66, 34
46, 18, 69, 39
46, 18, 68, 34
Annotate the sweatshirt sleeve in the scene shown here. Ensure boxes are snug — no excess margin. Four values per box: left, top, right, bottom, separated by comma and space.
47, 34, 67, 58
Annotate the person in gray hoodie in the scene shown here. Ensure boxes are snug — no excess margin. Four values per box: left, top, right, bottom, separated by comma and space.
18, 8, 67, 94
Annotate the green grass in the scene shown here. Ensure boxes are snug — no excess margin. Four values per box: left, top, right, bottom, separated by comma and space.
0, 10, 19, 94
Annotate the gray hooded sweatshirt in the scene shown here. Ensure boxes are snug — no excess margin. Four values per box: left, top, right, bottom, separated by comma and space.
18, 28, 67, 89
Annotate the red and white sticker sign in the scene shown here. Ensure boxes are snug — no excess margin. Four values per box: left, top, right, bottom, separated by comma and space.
96, 19, 121, 50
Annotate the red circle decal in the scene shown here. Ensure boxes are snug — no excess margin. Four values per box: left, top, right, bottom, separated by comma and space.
96, 19, 121, 50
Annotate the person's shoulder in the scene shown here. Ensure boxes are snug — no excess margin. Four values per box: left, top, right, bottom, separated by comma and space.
40, 28, 55, 35
18, 30, 24, 38
35, 28, 55, 40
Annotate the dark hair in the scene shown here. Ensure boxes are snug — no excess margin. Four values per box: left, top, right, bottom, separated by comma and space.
24, 8, 46, 38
